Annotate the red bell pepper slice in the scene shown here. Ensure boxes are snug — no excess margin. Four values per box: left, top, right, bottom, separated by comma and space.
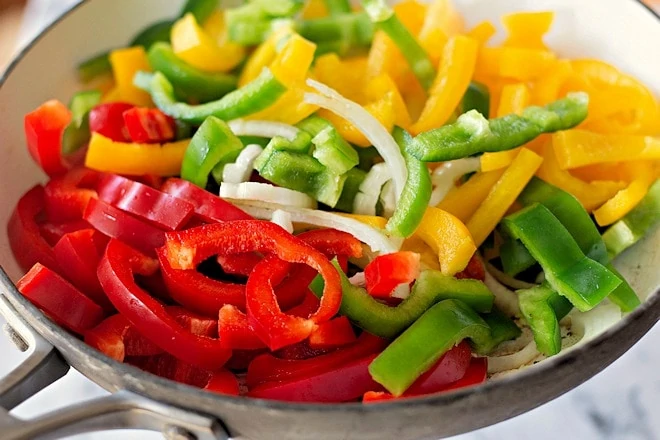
89, 102, 133, 142
8, 185, 58, 272
362, 353, 487, 403
248, 354, 381, 402
226, 349, 268, 371
97, 174, 194, 230
24, 100, 72, 177
246, 333, 387, 388
17, 263, 104, 334
216, 253, 262, 277
308, 316, 357, 349
365, 251, 421, 298
455, 254, 486, 282
40, 219, 91, 247
273, 341, 334, 361
285, 290, 320, 319
218, 305, 266, 350
296, 229, 364, 259
84, 198, 166, 257
123, 107, 176, 144
98, 239, 231, 370
164, 221, 344, 350
204, 368, 241, 396
161, 178, 252, 223
44, 167, 100, 223
53, 229, 113, 311
85, 313, 163, 361
158, 247, 246, 315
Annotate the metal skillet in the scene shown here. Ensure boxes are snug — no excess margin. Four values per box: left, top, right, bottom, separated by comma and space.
0, 0, 658, 438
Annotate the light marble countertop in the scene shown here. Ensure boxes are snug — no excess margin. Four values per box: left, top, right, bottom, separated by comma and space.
1, 1, 658, 439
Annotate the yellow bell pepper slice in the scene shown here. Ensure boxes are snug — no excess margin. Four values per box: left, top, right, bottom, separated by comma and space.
313, 53, 365, 101
569, 161, 649, 183
532, 59, 572, 105
401, 235, 441, 271
552, 130, 660, 170
476, 47, 557, 82
536, 142, 625, 211
365, 73, 412, 129
86, 133, 189, 176
593, 176, 653, 226
239, 27, 293, 87
502, 11, 554, 50
336, 214, 388, 229
202, 10, 225, 40
247, 82, 319, 125
109, 47, 153, 107
302, 0, 329, 19
467, 148, 544, 246
418, 0, 465, 43
411, 36, 479, 135
437, 168, 505, 222
270, 33, 317, 87
416, 207, 476, 276
367, 31, 413, 92
171, 14, 244, 73
394, 0, 428, 34
467, 21, 497, 46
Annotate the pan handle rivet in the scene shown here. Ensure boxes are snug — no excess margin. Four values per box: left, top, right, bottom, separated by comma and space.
163, 425, 197, 440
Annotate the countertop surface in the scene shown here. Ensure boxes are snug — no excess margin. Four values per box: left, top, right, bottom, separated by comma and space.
1, 1, 658, 439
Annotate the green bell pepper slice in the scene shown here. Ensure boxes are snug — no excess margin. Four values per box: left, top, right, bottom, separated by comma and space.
335, 168, 367, 213
408, 92, 589, 162
499, 237, 538, 277
136, 69, 287, 125
319, 261, 494, 339
62, 90, 102, 155
360, 0, 435, 90
324, 0, 352, 15
518, 284, 573, 356
297, 115, 359, 175
297, 12, 374, 55
386, 127, 432, 238
181, 116, 244, 188
478, 306, 522, 354
147, 43, 237, 103
502, 204, 621, 312
459, 82, 490, 119
603, 178, 660, 259
369, 299, 492, 396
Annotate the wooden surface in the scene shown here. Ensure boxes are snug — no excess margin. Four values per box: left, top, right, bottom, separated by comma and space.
0, 0, 26, 71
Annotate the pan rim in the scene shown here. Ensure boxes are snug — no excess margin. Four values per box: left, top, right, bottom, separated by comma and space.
0, 0, 659, 416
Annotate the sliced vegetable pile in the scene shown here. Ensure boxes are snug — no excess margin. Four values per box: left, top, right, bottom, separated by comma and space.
10, 0, 660, 403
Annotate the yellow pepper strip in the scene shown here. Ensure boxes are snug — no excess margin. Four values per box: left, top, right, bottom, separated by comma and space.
536, 142, 626, 211
394, 0, 428, 34
202, 10, 225, 40
411, 36, 478, 135
367, 31, 415, 93
502, 11, 554, 50
418, 0, 465, 42
86, 133, 189, 176
593, 173, 654, 226
476, 47, 557, 82
467, 21, 497, 46
239, 27, 293, 87
171, 14, 244, 73
570, 160, 653, 183
365, 73, 412, 129
532, 59, 572, 105
337, 214, 388, 229
302, 0, 329, 19
416, 207, 476, 276
247, 82, 319, 124
481, 135, 546, 172
101, 87, 122, 104
437, 169, 505, 222
313, 53, 365, 101
401, 235, 441, 271
270, 34, 317, 87
467, 148, 544, 246
419, 28, 449, 66
552, 130, 660, 170
109, 47, 153, 107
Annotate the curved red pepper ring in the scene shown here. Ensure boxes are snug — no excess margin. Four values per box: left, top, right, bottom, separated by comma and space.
218, 305, 266, 350
164, 221, 345, 350
285, 290, 321, 319
216, 253, 262, 277
44, 167, 100, 223
24, 100, 72, 177
8, 185, 58, 272
158, 247, 246, 316
98, 239, 231, 370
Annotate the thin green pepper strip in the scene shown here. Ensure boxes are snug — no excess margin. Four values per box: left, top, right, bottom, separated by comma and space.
386, 127, 432, 238
319, 261, 494, 339
603, 178, 660, 259
148, 43, 237, 103
297, 115, 359, 175
136, 69, 287, 125
181, 117, 244, 188
459, 82, 490, 119
518, 284, 572, 356
518, 177, 641, 312
499, 238, 537, 277
408, 92, 589, 162
479, 306, 522, 354
62, 90, 102, 155
502, 204, 621, 312
335, 168, 367, 212
324, 0, 352, 15
369, 299, 492, 396
297, 12, 374, 56
360, 0, 435, 90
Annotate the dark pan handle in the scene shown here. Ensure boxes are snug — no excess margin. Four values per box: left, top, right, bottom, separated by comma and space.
0, 294, 230, 440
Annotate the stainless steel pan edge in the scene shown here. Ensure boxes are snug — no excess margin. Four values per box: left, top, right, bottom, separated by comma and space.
0, 1, 659, 439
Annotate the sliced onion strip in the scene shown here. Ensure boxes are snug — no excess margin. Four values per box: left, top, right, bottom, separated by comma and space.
220, 182, 317, 209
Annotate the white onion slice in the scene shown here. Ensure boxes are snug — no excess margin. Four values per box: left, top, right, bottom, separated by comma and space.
304, 80, 407, 200
488, 341, 541, 374
565, 304, 621, 352
391, 283, 411, 299
429, 157, 481, 206
271, 209, 294, 233
220, 182, 317, 209
222, 144, 264, 184
485, 262, 537, 290
354, 192, 379, 216
380, 180, 396, 218
359, 163, 391, 196
484, 267, 521, 317
349, 272, 366, 287
228, 119, 298, 141
232, 200, 402, 254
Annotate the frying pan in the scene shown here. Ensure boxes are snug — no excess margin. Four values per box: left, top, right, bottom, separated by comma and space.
0, 0, 658, 439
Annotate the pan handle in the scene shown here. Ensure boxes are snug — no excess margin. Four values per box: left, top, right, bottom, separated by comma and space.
0, 295, 229, 440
